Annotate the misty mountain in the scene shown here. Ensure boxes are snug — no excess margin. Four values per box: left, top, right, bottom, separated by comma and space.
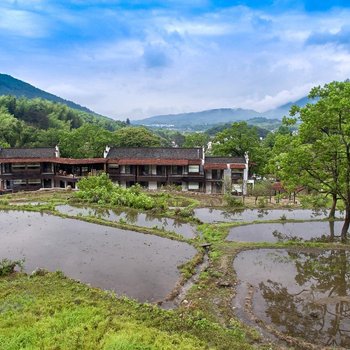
134, 97, 310, 130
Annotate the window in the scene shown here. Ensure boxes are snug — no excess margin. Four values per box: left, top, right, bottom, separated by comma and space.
188, 165, 200, 173
27, 163, 40, 169
27, 179, 41, 185
108, 164, 119, 169
4, 164, 11, 173
171, 166, 182, 175
12, 164, 26, 171
212, 169, 223, 180
140, 165, 150, 175
13, 179, 27, 185
156, 166, 166, 176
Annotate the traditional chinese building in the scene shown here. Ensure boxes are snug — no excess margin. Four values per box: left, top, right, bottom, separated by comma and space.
0, 146, 249, 194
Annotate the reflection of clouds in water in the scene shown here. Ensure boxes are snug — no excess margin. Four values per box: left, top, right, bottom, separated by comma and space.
56, 204, 195, 238
228, 221, 345, 243
195, 208, 343, 223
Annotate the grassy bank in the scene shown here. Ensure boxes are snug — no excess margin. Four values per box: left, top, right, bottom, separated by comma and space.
0, 271, 259, 350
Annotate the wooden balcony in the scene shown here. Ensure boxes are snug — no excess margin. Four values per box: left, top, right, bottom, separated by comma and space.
109, 174, 136, 182
137, 174, 167, 182
168, 173, 203, 180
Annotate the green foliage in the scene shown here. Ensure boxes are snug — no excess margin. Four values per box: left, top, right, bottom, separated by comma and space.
152, 129, 184, 147
113, 127, 165, 147
103, 324, 201, 350
0, 258, 23, 276
183, 132, 210, 151
212, 122, 259, 157
257, 197, 268, 208
270, 81, 350, 239
198, 224, 227, 242
211, 121, 266, 174
0, 95, 125, 151
74, 174, 157, 210
299, 194, 329, 210
224, 194, 243, 208
175, 207, 195, 218
206, 121, 271, 137
59, 124, 114, 158
248, 181, 272, 203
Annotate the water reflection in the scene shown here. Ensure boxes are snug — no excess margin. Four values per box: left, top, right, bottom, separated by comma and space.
0, 210, 196, 302
194, 208, 342, 223
56, 205, 196, 239
227, 221, 345, 243
234, 249, 350, 347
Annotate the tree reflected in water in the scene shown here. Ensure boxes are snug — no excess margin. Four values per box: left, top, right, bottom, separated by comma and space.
259, 250, 350, 347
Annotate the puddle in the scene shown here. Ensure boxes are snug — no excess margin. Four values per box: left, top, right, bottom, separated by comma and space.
0, 211, 196, 302
194, 208, 343, 223
56, 205, 196, 239
227, 221, 345, 242
234, 249, 350, 348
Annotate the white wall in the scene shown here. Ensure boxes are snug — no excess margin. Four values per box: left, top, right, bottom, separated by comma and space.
206, 182, 212, 193
148, 181, 157, 190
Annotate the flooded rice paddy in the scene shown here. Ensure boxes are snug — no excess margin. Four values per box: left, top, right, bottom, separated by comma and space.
234, 249, 350, 348
0, 210, 196, 302
194, 208, 343, 223
227, 221, 345, 242
56, 205, 196, 239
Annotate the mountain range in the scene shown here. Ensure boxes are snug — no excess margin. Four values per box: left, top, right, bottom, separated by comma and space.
133, 97, 309, 130
0, 73, 309, 131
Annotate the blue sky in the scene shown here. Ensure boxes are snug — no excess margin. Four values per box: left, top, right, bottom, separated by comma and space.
1, 1, 350, 119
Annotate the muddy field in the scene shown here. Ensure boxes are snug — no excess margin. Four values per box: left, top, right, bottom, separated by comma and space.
0, 210, 196, 302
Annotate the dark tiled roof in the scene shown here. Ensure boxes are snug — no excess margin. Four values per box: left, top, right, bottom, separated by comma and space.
106, 147, 203, 160
205, 156, 246, 164
0, 147, 57, 159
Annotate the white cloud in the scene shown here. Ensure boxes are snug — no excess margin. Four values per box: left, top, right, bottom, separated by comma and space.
165, 22, 232, 36
2, 3, 350, 119
0, 8, 48, 37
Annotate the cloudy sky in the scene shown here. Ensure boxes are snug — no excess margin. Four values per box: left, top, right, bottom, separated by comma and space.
1, 0, 350, 120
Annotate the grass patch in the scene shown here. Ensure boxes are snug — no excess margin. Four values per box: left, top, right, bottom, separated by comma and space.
0, 272, 256, 350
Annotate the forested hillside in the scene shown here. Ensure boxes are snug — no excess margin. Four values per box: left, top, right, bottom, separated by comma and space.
0, 74, 93, 113
0, 95, 168, 158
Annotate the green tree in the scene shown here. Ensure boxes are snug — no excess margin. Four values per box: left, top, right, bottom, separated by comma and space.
183, 132, 210, 151
273, 81, 350, 241
59, 124, 113, 158
211, 121, 265, 174
112, 126, 164, 147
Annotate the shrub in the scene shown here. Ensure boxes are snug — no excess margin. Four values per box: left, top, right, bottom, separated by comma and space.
224, 194, 243, 208
257, 197, 267, 208
177, 207, 194, 218
74, 174, 158, 210
0, 259, 23, 276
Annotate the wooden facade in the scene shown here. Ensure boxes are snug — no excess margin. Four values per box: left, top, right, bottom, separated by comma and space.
0, 146, 249, 194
